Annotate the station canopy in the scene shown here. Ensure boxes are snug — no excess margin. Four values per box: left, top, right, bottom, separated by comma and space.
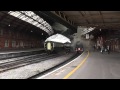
45, 33, 71, 43
8, 11, 54, 35
62, 11, 120, 30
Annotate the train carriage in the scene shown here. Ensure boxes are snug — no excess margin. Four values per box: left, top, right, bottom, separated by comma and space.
44, 34, 71, 54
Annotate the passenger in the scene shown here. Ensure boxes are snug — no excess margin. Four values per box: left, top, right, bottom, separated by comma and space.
107, 45, 110, 54
101, 46, 104, 54
93, 44, 96, 51
93, 45, 95, 51
98, 44, 101, 51
104, 45, 107, 52
95, 44, 96, 50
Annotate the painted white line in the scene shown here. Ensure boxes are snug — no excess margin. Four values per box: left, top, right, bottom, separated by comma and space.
55, 69, 65, 75
36, 52, 84, 79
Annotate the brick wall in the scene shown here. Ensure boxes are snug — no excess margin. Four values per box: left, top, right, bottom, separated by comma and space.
0, 27, 43, 49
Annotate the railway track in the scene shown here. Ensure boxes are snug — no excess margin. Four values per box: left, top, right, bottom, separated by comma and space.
0, 53, 64, 73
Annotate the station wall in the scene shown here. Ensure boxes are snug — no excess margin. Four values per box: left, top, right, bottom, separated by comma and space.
0, 27, 43, 50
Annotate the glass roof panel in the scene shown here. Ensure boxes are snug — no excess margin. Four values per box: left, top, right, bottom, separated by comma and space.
8, 11, 54, 35
80, 26, 95, 35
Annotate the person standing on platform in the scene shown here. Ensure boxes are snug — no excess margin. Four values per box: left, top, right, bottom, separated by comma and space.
107, 45, 110, 54
101, 46, 104, 54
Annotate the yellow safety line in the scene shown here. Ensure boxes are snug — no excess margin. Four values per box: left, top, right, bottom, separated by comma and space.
63, 51, 90, 79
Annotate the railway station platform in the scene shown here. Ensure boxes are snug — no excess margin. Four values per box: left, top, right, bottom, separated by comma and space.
67, 50, 120, 79
0, 48, 45, 60
36, 50, 120, 79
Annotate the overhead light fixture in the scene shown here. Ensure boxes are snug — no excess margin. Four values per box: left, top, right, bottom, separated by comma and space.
100, 29, 101, 31
8, 24, 10, 26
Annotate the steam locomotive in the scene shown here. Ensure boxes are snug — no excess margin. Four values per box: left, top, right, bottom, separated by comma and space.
75, 41, 84, 54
